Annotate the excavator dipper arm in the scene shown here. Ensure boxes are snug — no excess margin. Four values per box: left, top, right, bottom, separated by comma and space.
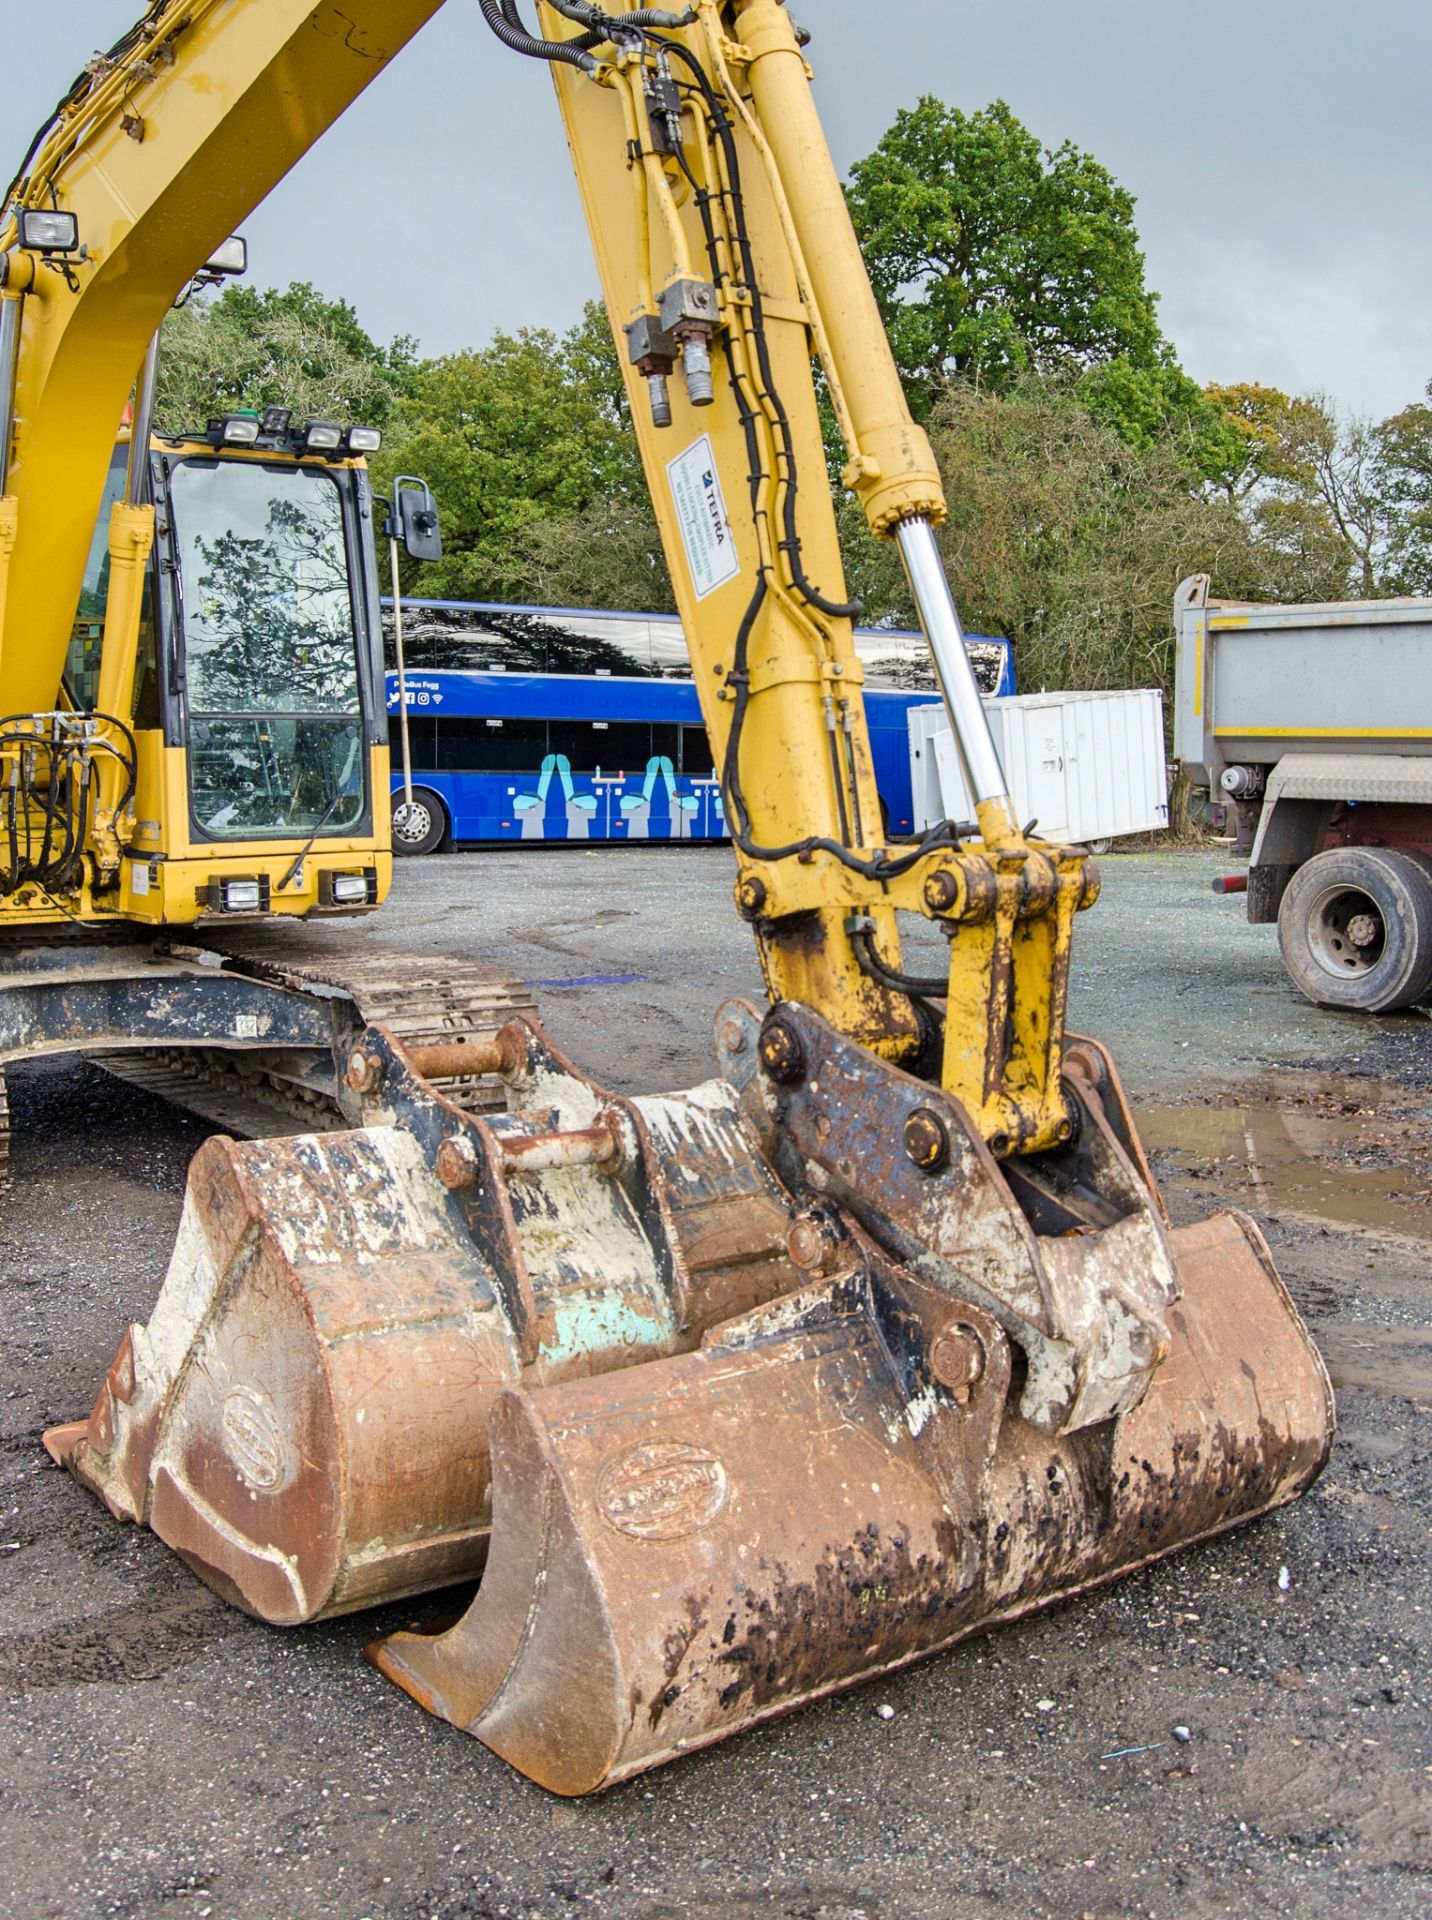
42, 0, 1335, 1794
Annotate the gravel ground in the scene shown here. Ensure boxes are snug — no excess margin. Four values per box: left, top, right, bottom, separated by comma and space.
1, 845, 1428, 1920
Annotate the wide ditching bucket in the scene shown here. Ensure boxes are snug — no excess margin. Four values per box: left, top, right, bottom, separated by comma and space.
48, 1001, 1332, 1790
372, 1206, 1330, 1795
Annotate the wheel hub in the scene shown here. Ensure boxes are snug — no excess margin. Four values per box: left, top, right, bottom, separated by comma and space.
1308, 884, 1385, 977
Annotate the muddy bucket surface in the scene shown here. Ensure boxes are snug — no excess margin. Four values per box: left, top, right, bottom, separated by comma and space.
44, 1035, 804, 1622
371, 1209, 1333, 1794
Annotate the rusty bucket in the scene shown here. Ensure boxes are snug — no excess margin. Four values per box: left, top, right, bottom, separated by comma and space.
371, 1206, 1332, 1794
44, 1018, 804, 1622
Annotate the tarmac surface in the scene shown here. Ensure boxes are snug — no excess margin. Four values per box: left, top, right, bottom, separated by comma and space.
1, 845, 1429, 1920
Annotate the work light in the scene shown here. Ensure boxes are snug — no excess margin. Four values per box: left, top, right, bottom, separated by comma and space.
203, 236, 247, 278
207, 877, 266, 913
17, 209, 79, 253
345, 425, 382, 453
301, 420, 343, 453
210, 413, 260, 446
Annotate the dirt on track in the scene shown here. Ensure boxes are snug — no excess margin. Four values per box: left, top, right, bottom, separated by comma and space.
1, 847, 1428, 1920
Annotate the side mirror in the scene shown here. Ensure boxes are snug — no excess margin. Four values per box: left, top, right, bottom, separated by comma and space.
390, 477, 442, 564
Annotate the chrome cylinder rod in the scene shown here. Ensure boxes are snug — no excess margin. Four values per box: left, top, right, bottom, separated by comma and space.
124, 332, 162, 505
0, 294, 21, 496
895, 515, 1011, 811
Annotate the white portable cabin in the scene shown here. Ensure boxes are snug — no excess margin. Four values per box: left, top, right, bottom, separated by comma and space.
909, 689, 1168, 845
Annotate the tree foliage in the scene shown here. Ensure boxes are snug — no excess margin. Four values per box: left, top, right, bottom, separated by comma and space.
374, 302, 662, 604
845, 98, 1165, 401
143, 82, 1432, 718
838, 375, 1351, 695
155, 281, 416, 437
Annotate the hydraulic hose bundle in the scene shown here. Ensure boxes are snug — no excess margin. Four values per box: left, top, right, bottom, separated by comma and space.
0, 711, 135, 896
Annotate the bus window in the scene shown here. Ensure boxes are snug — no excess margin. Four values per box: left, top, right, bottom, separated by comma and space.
434, 715, 547, 772
680, 725, 714, 776
397, 715, 439, 769
549, 719, 652, 771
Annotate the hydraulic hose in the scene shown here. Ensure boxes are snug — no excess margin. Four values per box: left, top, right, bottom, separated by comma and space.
548, 1, 697, 25
478, 0, 600, 72
847, 919, 949, 1000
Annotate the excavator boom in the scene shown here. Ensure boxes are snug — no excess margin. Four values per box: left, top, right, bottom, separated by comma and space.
34, 0, 1333, 1794
0, 0, 442, 716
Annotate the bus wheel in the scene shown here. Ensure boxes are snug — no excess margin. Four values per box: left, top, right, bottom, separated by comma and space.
391, 789, 448, 856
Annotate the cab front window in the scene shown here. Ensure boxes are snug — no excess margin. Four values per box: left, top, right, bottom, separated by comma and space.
170, 458, 366, 840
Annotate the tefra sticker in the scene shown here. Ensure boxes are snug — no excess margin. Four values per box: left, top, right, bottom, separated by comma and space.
666, 434, 740, 599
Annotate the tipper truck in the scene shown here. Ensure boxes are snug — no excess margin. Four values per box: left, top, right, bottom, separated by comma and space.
1175, 572, 1432, 1012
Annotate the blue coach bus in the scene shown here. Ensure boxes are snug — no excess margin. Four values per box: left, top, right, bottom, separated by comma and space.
380, 599, 1013, 852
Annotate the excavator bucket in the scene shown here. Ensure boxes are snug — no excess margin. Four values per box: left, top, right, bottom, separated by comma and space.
49, 999, 1333, 1789
371, 1208, 1331, 1795
44, 1015, 805, 1622
363, 1001, 1331, 1793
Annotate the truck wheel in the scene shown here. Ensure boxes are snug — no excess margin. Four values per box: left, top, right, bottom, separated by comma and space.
1277, 847, 1432, 1011
391, 788, 448, 856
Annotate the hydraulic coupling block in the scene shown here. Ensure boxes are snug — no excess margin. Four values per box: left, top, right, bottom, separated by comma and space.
658, 277, 719, 408
625, 310, 679, 428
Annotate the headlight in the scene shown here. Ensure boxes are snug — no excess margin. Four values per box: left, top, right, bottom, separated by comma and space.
302, 420, 343, 453
210, 413, 260, 446
17, 209, 79, 253
345, 425, 382, 454
319, 869, 377, 907
207, 877, 266, 913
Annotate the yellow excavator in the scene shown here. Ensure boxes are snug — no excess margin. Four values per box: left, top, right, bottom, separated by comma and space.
18, 0, 1332, 1796
0, 16, 535, 1176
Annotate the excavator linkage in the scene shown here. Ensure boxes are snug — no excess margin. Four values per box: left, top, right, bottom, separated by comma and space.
23, 0, 1334, 1801
48, 1002, 1332, 1787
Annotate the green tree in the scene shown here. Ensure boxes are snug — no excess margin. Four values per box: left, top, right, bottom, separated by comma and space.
155, 281, 416, 437
1206, 382, 1414, 596
376, 302, 659, 603
837, 376, 1351, 697
1367, 387, 1432, 593
845, 98, 1167, 407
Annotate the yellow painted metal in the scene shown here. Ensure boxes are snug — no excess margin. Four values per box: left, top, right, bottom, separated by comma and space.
0, 0, 1089, 1154
542, 2, 918, 1062
85, 500, 157, 877
1214, 727, 1432, 739
546, 1, 1088, 1147
0, 497, 15, 646
0, 0, 443, 720
723, 0, 946, 534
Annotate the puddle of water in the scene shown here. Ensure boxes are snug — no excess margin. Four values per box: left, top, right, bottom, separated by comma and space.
1317, 1324, 1432, 1407
1140, 1084, 1432, 1241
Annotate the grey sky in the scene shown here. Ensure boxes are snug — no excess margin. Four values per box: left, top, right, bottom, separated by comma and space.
13, 2, 1431, 419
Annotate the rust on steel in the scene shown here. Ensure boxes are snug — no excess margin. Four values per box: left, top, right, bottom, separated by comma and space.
46, 1014, 805, 1624
371, 1207, 1332, 1795
497, 1118, 621, 1176
50, 995, 1335, 1794
407, 1023, 527, 1084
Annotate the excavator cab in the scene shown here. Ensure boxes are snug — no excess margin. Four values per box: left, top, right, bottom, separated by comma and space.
51, 418, 393, 927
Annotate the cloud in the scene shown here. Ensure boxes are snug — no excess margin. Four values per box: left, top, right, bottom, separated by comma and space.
1154, 230, 1432, 420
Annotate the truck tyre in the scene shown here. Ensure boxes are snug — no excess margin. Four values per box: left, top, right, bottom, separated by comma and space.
391, 788, 448, 856
1277, 846, 1432, 1012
